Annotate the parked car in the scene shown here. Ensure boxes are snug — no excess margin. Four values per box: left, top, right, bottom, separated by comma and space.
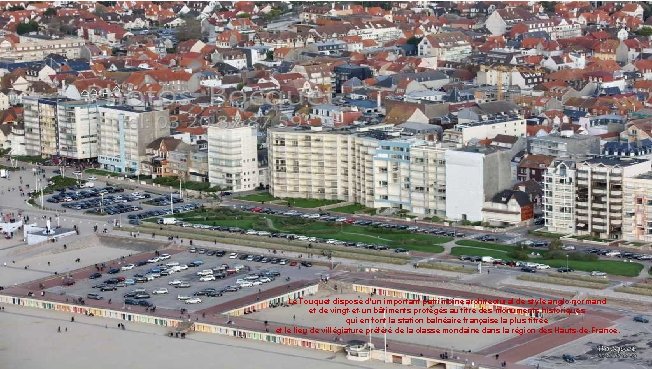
185, 297, 202, 304
633, 316, 649, 323
557, 267, 574, 273
107, 268, 120, 274
120, 264, 135, 271
89, 272, 102, 279
87, 293, 103, 300
591, 271, 607, 277
152, 288, 168, 295
562, 354, 575, 363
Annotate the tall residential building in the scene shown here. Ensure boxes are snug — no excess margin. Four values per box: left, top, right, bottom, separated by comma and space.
623, 172, 652, 242
97, 106, 169, 173
268, 126, 450, 216
23, 97, 99, 160
574, 158, 650, 239
543, 159, 578, 234
445, 146, 514, 222
207, 125, 260, 192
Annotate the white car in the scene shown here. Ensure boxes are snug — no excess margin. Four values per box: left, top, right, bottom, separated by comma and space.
561, 245, 576, 251
326, 239, 337, 244
147, 257, 160, 263
239, 281, 253, 288
244, 275, 259, 281
159, 254, 171, 260
535, 264, 550, 270
73, 171, 82, 176
146, 273, 160, 279
252, 280, 263, 286
177, 264, 188, 270
199, 275, 216, 282
152, 288, 168, 295
196, 269, 214, 276
177, 295, 191, 301
185, 297, 202, 304
259, 277, 272, 283
168, 279, 183, 286
245, 230, 257, 235
591, 271, 607, 277
87, 176, 97, 181
229, 253, 238, 259
279, 259, 288, 265
120, 264, 135, 271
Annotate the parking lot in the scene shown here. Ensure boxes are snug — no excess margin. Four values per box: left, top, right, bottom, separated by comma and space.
44, 184, 199, 222
51, 248, 326, 313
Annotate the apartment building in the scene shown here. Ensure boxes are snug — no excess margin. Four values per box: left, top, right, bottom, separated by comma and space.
417, 32, 472, 62
0, 35, 84, 62
445, 146, 514, 222
207, 125, 260, 192
622, 172, 652, 242
268, 126, 450, 216
23, 97, 99, 160
543, 159, 578, 234
444, 116, 527, 145
575, 157, 650, 239
529, 132, 600, 157
97, 106, 170, 174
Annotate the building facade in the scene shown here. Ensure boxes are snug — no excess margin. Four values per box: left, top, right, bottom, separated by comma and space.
574, 158, 650, 239
23, 97, 99, 160
622, 172, 652, 242
97, 106, 170, 174
268, 126, 449, 216
207, 125, 260, 192
543, 159, 577, 234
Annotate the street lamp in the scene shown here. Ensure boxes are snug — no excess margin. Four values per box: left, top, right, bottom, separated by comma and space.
100, 193, 104, 214
566, 254, 569, 270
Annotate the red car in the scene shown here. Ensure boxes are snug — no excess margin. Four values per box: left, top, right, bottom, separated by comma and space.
251, 207, 263, 213
290, 261, 298, 266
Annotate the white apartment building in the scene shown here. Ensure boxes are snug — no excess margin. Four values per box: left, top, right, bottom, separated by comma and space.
207, 125, 260, 192
543, 159, 577, 234
97, 106, 170, 174
268, 126, 450, 216
0, 35, 84, 62
575, 158, 650, 239
445, 146, 513, 222
23, 97, 99, 160
444, 116, 527, 145
417, 32, 472, 62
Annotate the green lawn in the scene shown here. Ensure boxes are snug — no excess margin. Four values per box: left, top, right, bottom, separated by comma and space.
175, 208, 449, 253
284, 198, 342, 208
41, 176, 80, 194
450, 244, 643, 277
12, 155, 47, 164
85, 168, 124, 177
237, 192, 342, 208
330, 203, 372, 214
451, 246, 510, 260
237, 192, 276, 202
455, 240, 532, 253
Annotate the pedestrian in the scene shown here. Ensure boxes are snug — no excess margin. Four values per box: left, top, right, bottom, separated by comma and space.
108, 299, 111, 304
58, 326, 61, 333
65, 327, 67, 332
71, 316, 74, 322
47, 261, 50, 266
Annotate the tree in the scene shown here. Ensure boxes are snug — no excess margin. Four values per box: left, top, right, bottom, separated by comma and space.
8, 5, 25, 11
540, 2, 557, 13
406, 36, 423, 45
548, 239, 562, 250
177, 16, 201, 42
16, 20, 39, 35
237, 13, 251, 18
636, 27, 652, 37
265, 50, 274, 61
44, 8, 57, 17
